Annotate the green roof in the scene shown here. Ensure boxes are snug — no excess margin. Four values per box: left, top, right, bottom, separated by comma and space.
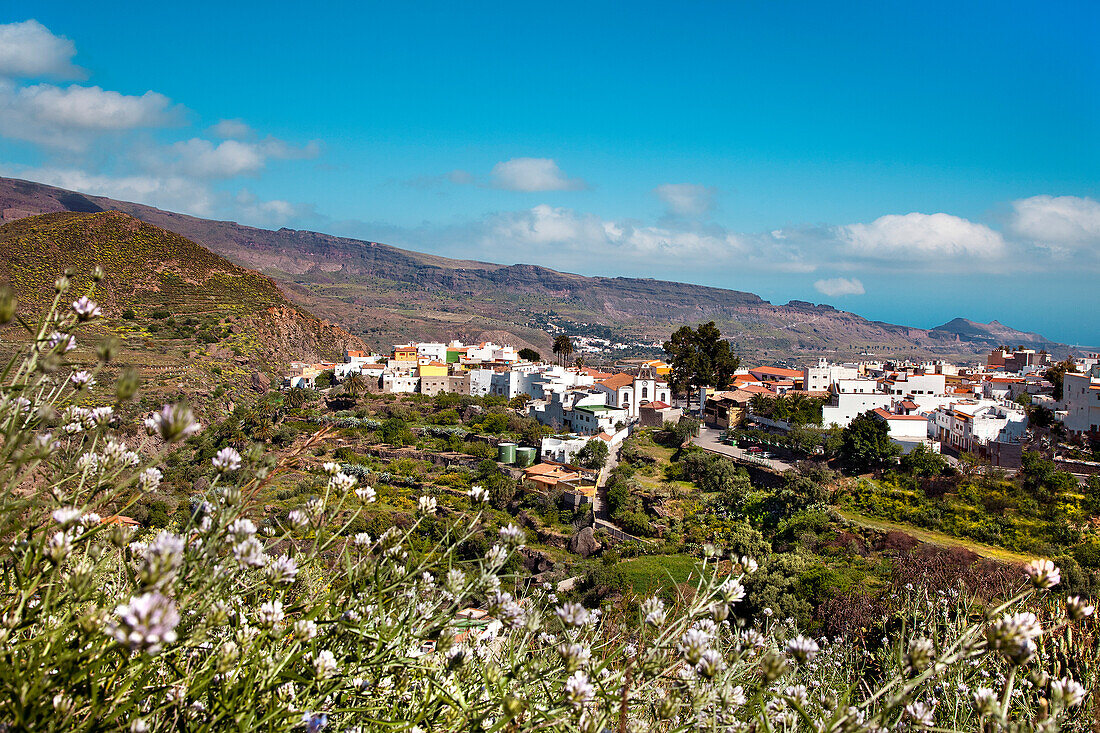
575, 404, 618, 413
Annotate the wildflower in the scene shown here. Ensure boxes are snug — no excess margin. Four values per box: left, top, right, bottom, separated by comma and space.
417, 495, 437, 514
905, 637, 935, 674
256, 600, 284, 628
329, 471, 356, 492
1050, 677, 1086, 707
563, 670, 594, 708
80, 512, 101, 527
354, 485, 376, 502
1066, 595, 1095, 621
130, 719, 149, 732
138, 467, 162, 491
696, 648, 726, 678
47, 530, 76, 564
558, 642, 591, 671
287, 509, 308, 529
148, 404, 201, 442
228, 518, 257, 540
322, 462, 340, 475
555, 602, 590, 628
498, 523, 525, 548
786, 635, 820, 663
783, 684, 809, 705
71, 296, 102, 320
903, 702, 934, 728
739, 555, 759, 574
469, 485, 489, 503
352, 532, 372, 546
53, 693, 74, 715
301, 713, 328, 733
69, 370, 95, 389
310, 649, 338, 679
293, 619, 318, 641
137, 531, 185, 589
265, 554, 299, 586
985, 611, 1043, 663
485, 543, 508, 569
52, 507, 84, 529
212, 447, 241, 473
1024, 559, 1060, 589
48, 331, 76, 353
640, 596, 665, 626
678, 628, 712, 664
232, 537, 265, 568
718, 577, 746, 604
107, 591, 180, 654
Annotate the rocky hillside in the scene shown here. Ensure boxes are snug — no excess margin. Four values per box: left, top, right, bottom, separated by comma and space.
0, 211, 365, 368
0, 176, 1076, 361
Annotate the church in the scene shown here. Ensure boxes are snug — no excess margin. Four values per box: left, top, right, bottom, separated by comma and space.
594, 365, 671, 419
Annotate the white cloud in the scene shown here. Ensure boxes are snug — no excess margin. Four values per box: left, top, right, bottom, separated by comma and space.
490, 158, 586, 192
0, 20, 82, 79
0, 80, 178, 149
1009, 195, 1100, 255
141, 137, 321, 180
234, 188, 301, 227
814, 277, 865, 297
209, 118, 253, 139
483, 204, 743, 259
654, 183, 716, 216
840, 212, 1006, 260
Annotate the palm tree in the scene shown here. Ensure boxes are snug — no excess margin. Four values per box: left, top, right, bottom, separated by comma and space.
344, 372, 368, 398
552, 335, 573, 367
749, 393, 772, 418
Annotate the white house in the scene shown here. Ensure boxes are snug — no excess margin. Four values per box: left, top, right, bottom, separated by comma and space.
570, 404, 628, 435
415, 342, 448, 363
467, 368, 494, 397
803, 359, 860, 393
870, 408, 934, 454
927, 400, 1028, 453
1062, 367, 1100, 436
382, 374, 420, 394
540, 434, 592, 464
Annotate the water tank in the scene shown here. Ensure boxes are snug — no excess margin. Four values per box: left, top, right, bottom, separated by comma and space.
515, 446, 537, 468
497, 442, 517, 464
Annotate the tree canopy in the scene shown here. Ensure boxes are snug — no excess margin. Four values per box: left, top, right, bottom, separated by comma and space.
518, 347, 540, 362
662, 321, 740, 395
551, 335, 574, 366
838, 410, 901, 473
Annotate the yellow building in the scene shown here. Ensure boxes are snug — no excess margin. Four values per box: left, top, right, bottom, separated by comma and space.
417, 361, 449, 378
393, 345, 418, 361
643, 359, 671, 377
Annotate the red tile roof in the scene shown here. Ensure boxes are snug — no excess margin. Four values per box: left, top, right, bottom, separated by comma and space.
750, 366, 804, 379
645, 400, 671, 409
597, 373, 635, 390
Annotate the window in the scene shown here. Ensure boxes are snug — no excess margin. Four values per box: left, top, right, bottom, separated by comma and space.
641, 386, 648, 400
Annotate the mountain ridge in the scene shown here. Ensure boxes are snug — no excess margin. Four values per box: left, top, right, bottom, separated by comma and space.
0, 176, 1079, 360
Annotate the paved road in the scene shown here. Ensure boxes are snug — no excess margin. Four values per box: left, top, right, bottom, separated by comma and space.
692, 427, 794, 473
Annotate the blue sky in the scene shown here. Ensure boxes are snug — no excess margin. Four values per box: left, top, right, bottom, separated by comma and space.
1, 2, 1098, 344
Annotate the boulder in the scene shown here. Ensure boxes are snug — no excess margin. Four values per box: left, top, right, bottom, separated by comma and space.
568, 526, 601, 558
251, 371, 271, 393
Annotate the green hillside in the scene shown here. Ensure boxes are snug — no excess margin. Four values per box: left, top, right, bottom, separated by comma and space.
0, 210, 285, 317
